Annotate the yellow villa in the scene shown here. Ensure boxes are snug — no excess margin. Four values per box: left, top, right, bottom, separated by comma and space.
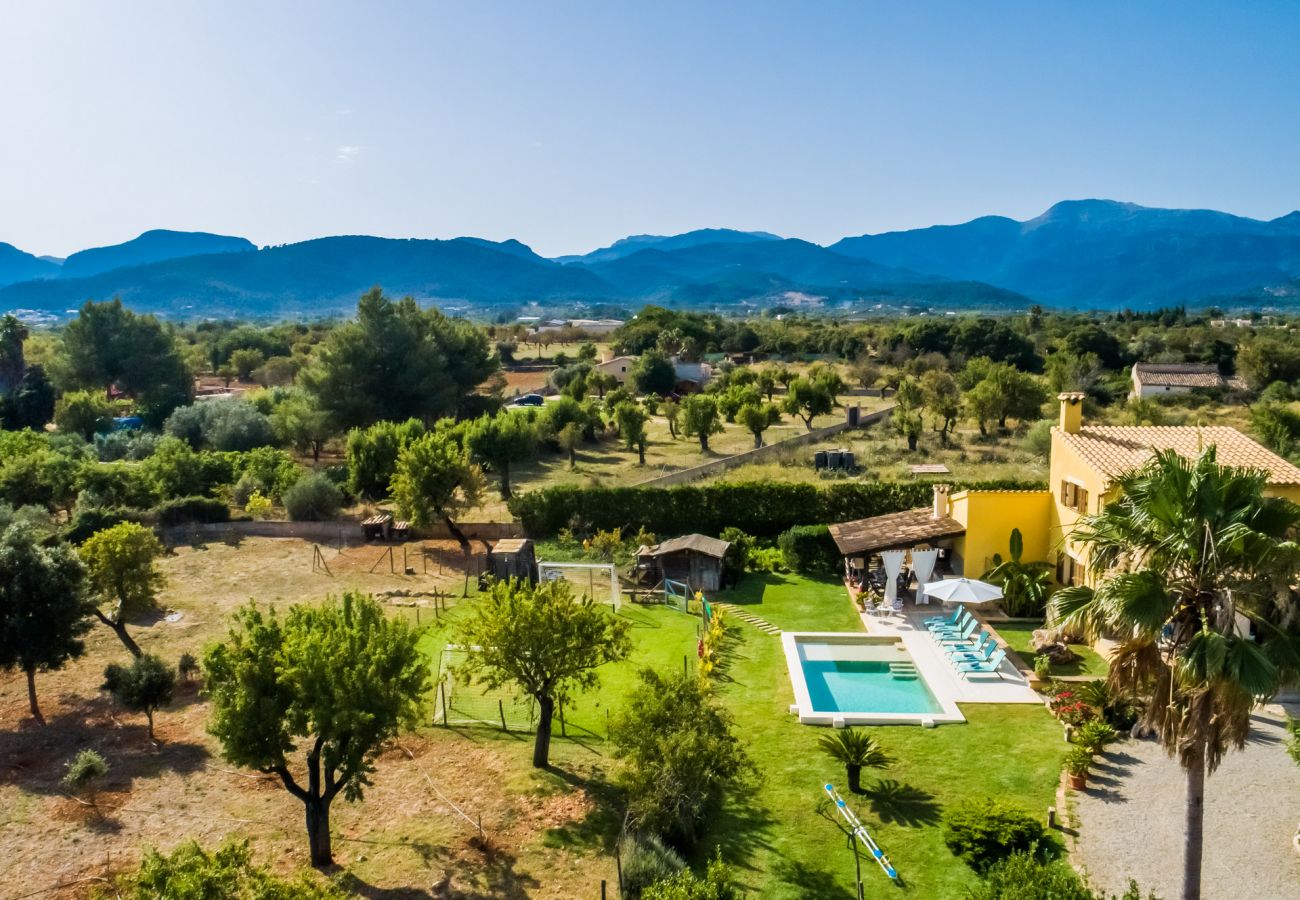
832, 393, 1300, 590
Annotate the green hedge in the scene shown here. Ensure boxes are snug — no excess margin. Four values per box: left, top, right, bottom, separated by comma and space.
777, 525, 840, 574
153, 496, 231, 527
507, 479, 1045, 538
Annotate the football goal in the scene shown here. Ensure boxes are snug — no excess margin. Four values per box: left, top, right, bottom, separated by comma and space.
537, 561, 621, 610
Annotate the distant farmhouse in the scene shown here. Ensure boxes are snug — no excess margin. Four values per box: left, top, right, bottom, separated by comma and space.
1129, 362, 1245, 399
596, 354, 714, 393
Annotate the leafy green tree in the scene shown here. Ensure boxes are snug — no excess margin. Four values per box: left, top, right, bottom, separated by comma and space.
679, 395, 724, 452
735, 402, 781, 448
103, 653, 176, 740
344, 418, 425, 499
557, 421, 584, 469
138, 436, 234, 499
205, 593, 427, 867
783, 376, 835, 431
301, 288, 497, 429
227, 348, 265, 382
631, 349, 678, 396
164, 399, 276, 452
615, 401, 650, 463
0, 314, 26, 395
112, 840, 349, 899
283, 473, 343, 522
270, 392, 335, 463
60, 299, 192, 424
389, 431, 485, 549
0, 525, 91, 724
817, 727, 890, 793
55, 390, 115, 441
757, 367, 779, 401
1249, 402, 1300, 457
457, 578, 631, 768
4, 364, 57, 430
612, 669, 752, 848
662, 398, 681, 439
79, 522, 166, 657
982, 528, 1054, 617
465, 411, 537, 499
1050, 448, 1300, 900
1236, 333, 1300, 390
921, 370, 961, 441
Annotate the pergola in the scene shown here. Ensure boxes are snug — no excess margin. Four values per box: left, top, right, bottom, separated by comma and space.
828, 506, 966, 604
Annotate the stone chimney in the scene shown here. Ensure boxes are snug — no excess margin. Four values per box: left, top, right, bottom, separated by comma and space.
932, 484, 950, 520
1058, 392, 1086, 434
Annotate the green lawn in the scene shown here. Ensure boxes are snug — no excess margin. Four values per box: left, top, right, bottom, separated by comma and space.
409, 574, 1065, 897
993, 621, 1110, 678
705, 574, 1066, 898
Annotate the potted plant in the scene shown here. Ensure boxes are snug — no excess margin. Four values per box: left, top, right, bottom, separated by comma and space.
817, 728, 891, 794
1075, 719, 1117, 755
1064, 747, 1092, 790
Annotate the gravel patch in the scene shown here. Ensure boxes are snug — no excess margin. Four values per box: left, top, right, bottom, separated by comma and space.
1072, 705, 1300, 899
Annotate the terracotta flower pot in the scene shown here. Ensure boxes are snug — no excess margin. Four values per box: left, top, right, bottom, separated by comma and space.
1067, 773, 1087, 790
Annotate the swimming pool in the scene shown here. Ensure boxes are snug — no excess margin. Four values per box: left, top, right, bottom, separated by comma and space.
783, 633, 965, 725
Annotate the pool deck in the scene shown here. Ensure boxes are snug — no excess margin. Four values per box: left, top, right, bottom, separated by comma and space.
859, 606, 1041, 706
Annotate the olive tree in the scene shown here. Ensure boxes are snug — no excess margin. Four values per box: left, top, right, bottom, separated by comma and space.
678, 395, 723, 452
457, 578, 631, 768
465, 411, 537, 499
204, 592, 427, 867
389, 431, 486, 551
103, 653, 176, 741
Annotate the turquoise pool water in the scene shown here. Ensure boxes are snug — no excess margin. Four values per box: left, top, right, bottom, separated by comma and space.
801, 651, 943, 715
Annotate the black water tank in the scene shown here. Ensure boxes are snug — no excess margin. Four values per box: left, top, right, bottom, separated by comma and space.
847, 405, 860, 427
826, 449, 842, 469
814, 450, 828, 470
842, 451, 856, 470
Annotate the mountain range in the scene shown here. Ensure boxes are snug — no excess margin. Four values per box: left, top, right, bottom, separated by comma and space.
3, 201, 1299, 319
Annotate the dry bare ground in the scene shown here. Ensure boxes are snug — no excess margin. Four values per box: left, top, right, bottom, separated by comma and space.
0, 538, 618, 899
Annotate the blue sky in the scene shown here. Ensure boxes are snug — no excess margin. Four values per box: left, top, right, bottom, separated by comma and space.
3, 1, 1298, 258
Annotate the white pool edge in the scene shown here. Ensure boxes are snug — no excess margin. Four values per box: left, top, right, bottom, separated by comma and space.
783, 631, 966, 726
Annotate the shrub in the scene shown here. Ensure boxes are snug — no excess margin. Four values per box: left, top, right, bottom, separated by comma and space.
777, 524, 839, 574
164, 399, 276, 452
153, 496, 230, 526
1063, 747, 1093, 778
1074, 719, 1117, 754
641, 851, 743, 900
283, 473, 343, 522
102, 653, 176, 740
177, 652, 200, 682
63, 504, 143, 544
244, 490, 272, 520
966, 852, 1096, 900
620, 833, 686, 898
718, 526, 752, 586
612, 670, 753, 849
942, 798, 1047, 872
1033, 654, 1052, 681
62, 749, 109, 798
110, 840, 348, 899
345, 419, 426, 499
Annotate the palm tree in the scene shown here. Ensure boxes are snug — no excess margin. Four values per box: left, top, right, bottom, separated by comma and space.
983, 528, 1054, 617
817, 728, 891, 793
1049, 447, 1300, 900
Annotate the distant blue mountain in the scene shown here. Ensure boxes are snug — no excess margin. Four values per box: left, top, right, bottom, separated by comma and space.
831, 199, 1300, 307
0, 243, 61, 287
60, 229, 255, 279
556, 228, 782, 264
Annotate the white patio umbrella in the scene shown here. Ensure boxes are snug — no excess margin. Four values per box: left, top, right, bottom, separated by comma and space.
922, 577, 1004, 606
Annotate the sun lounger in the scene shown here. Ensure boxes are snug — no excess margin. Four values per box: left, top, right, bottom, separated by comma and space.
958, 648, 1007, 677
934, 620, 978, 645
928, 609, 972, 635
945, 632, 991, 660
924, 607, 961, 628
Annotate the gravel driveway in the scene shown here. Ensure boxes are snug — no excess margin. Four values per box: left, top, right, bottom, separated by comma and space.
1072, 705, 1300, 899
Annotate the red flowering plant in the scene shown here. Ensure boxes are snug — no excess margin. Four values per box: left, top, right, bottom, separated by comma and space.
1048, 689, 1095, 725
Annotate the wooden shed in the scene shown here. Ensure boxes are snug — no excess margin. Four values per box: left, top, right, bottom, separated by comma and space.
488, 538, 537, 584
635, 533, 730, 592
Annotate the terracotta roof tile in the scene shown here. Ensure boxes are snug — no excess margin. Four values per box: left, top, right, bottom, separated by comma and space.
1054, 425, 1300, 485
829, 507, 966, 556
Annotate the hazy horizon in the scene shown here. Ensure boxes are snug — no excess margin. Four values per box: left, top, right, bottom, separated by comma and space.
4, 1, 1298, 258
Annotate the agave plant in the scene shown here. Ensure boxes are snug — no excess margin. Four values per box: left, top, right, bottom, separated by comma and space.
983, 528, 1054, 617
817, 728, 891, 793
